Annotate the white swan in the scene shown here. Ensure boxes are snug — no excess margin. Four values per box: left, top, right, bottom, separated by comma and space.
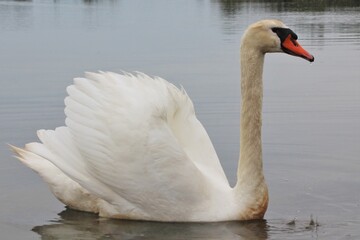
11, 20, 314, 222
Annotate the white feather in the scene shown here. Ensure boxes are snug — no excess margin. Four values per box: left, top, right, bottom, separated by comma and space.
13, 71, 234, 221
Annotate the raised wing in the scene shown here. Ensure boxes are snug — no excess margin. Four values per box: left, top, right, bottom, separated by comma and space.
27, 72, 229, 219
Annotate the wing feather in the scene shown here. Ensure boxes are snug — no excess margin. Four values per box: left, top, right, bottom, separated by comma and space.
20, 71, 229, 218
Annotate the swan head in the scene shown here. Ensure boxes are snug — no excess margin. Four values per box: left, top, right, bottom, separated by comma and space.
241, 19, 314, 62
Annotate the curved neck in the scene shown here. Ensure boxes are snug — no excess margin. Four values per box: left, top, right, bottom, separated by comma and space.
235, 45, 265, 190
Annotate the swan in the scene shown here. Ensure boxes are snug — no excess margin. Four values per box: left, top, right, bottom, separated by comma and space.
11, 19, 314, 222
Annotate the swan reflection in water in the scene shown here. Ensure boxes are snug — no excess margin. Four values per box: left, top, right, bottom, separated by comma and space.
32, 208, 268, 240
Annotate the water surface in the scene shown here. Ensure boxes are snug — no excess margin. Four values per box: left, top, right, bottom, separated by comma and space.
0, 0, 359, 239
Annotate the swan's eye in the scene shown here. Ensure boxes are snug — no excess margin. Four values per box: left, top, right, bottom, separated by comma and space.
271, 27, 298, 42
271, 27, 279, 33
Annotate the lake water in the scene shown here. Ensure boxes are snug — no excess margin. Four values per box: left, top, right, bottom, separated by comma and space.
0, 0, 359, 239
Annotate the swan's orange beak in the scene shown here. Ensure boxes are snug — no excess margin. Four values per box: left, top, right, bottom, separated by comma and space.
282, 35, 314, 62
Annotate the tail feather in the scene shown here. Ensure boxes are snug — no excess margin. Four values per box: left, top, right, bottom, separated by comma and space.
10, 144, 100, 213
10, 144, 55, 175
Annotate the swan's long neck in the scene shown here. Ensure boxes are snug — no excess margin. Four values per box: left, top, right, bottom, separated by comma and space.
232, 39, 268, 219
235, 42, 266, 194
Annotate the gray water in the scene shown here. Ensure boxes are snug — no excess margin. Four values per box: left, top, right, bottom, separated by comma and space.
0, 0, 359, 239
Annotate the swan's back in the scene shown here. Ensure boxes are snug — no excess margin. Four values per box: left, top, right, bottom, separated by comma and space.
14, 71, 231, 221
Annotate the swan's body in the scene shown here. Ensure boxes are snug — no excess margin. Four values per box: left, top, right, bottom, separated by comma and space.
12, 20, 314, 222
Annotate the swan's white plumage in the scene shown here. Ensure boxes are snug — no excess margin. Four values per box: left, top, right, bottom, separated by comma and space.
14, 71, 233, 221
12, 20, 313, 222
